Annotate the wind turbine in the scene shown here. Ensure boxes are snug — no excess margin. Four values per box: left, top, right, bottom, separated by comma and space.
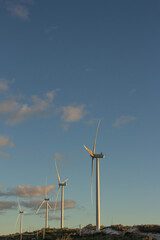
15, 200, 27, 240
84, 120, 105, 231
36, 178, 52, 229
54, 161, 69, 229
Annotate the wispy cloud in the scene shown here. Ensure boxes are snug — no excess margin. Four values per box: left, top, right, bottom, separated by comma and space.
45, 26, 58, 34
60, 104, 87, 130
61, 105, 86, 123
5, 0, 35, 20
0, 201, 17, 212
0, 78, 9, 91
0, 150, 10, 159
53, 199, 76, 211
54, 152, 69, 170
0, 136, 14, 148
112, 116, 136, 127
0, 185, 56, 198
0, 91, 55, 125
7, 3, 29, 20
0, 135, 14, 159
21, 199, 76, 212
12, 185, 56, 198
0, 78, 88, 129
21, 200, 45, 211
0, 100, 19, 114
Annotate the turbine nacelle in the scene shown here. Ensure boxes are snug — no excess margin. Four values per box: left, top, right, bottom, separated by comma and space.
59, 182, 67, 186
84, 145, 104, 159
93, 153, 104, 159
45, 198, 50, 201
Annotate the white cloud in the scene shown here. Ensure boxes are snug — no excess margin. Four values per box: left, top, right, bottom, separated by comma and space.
54, 153, 64, 162
58, 104, 87, 130
0, 201, 17, 211
54, 199, 76, 210
12, 185, 56, 198
7, 4, 29, 20
0, 135, 14, 159
112, 116, 136, 127
0, 100, 19, 113
0, 78, 9, 91
0, 185, 56, 198
54, 152, 68, 170
0, 136, 14, 148
46, 91, 55, 102
21, 199, 76, 213
0, 91, 54, 125
21, 200, 44, 210
61, 104, 86, 123
45, 26, 58, 34
0, 150, 10, 159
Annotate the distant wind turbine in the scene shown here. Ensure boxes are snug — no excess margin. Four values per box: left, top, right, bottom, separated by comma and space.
36, 178, 52, 229
84, 120, 105, 231
54, 161, 69, 229
15, 200, 27, 240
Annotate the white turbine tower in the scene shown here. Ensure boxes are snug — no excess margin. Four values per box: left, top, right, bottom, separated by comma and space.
84, 120, 105, 231
36, 178, 52, 229
15, 200, 27, 240
54, 161, 68, 229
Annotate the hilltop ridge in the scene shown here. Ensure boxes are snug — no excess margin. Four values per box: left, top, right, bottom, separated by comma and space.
1, 224, 160, 240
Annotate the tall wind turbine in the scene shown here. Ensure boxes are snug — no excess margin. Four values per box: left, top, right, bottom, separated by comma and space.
54, 161, 68, 229
36, 178, 52, 229
15, 200, 27, 240
84, 120, 105, 231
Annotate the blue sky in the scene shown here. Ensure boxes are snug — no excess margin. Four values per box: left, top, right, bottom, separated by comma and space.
0, 0, 160, 235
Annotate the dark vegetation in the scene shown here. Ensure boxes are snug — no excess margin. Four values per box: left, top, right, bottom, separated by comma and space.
0, 225, 158, 240
137, 225, 160, 233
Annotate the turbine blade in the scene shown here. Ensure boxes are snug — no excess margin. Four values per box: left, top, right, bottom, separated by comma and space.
36, 200, 45, 214
15, 214, 20, 227
93, 120, 101, 154
17, 199, 21, 212
91, 157, 94, 203
55, 161, 61, 183
53, 186, 60, 215
62, 178, 69, 184
45, 177, 47, 199
48, 202, 52, 209
23, 211, 28, 214
83, 145, 94, 157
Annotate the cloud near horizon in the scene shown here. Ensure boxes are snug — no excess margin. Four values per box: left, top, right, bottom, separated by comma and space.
0, 185, 56, 198
20, 199, 76, 212
53, 199, 76, 211
112, 115, 136, 127
0, 201, 17, 212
